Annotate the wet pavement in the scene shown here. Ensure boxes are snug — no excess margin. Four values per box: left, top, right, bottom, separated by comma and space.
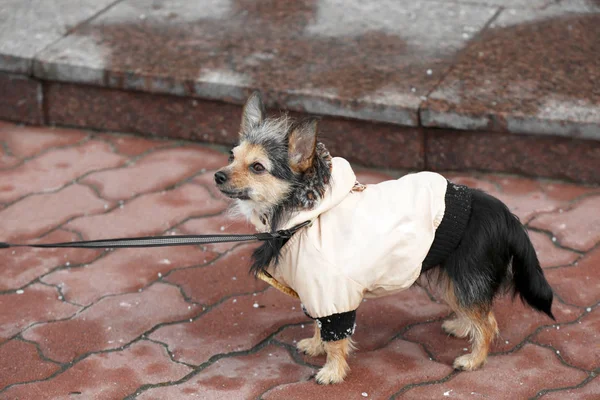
0, 122, 598, 399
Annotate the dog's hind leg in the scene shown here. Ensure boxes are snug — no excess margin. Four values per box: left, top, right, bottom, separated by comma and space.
453, 307, 498, 371
441, 277, 498, 370
297, 321, 325, 356
315, 337, 355, 384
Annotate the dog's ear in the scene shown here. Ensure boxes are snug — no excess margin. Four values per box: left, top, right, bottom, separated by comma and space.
288, 119, 318, 173
240, 91, 265, 135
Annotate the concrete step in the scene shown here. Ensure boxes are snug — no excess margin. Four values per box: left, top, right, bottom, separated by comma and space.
0, 0, 599, 183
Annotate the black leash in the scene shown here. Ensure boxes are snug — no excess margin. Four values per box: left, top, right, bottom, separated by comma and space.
0, 221, 311, 250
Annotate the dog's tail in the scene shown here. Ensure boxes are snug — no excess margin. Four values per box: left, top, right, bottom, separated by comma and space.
509, 218, 555, 320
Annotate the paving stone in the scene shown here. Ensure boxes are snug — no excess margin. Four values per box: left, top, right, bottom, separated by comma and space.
0, 283, 80, 343
149, 289, 307, 365
102, 134, 173, 157
276, 286, 450, 353
0, 0, 118, 73
42, 246, 219, 306
0, 140, 127, 203
64, 183, 228, 239
533, 307, 599, 371
0, 72, 43, 124
138, 345, 313, 400
176, 213, 255, 253
36, 0, 498, 126
542, 376, 600, 400
22, 283, 194, 363
450, 174, 563, 223
262, 340, 453, 399
0, 229, 102, 291
403, 295, 579, 364
0, 184, 110, 241
0, 339, 60, 390
541, 180, 600, 203
490, 183, 563, 224
421, 7, 600, 139
165, 245, 267, 305
530, 195, 600, 252
0, 123, 87, 160
81, 146, 227, 201
544, 247, 600, 308
528, 231, 580, 269
1, 340, 192, 400
401, 344, 588, 399
426, 128, 600, 184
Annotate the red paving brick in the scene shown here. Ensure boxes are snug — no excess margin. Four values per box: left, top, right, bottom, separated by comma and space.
64, 183, 228, 239
533, 307, 599, 371
544, 247, 600, 308
22, 283, 194, 363
277, 286, 450, 353
403, 296, 580, 366
165, 244, 266, 305
529, 230, 580, 269
0, 123, 87, 160
138, 345, 313, 400
176, 213, 255, 253
0, 140, 126, 203
0, 339, 60, 390
401, 344, 588, 399
0, 283, 80, 343
0, 229, 101, 291
81, 146, 227, 201
1, 340, 191, 399
530, 195, 600, 252
0, 184, 112, 241
42, 246, 219, 306
542, 377, 600, 400
0, 126, 598, 398
263, 340, 453, 399
149, 289, 307, 365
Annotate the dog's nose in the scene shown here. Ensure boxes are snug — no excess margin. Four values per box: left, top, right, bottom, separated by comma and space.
214, 171, 228, 185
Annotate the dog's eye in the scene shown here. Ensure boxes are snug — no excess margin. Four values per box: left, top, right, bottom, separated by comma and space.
250, 162, 266, 173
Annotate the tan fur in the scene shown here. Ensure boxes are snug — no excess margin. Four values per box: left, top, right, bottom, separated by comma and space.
440, 276, 499, 371
315, 338, 356, 385
219, 141, 291, 208
297, 321, 325, 356
288, 120, 317, 173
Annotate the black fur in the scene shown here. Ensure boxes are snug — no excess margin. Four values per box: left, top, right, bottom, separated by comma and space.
429, 188, 555, 319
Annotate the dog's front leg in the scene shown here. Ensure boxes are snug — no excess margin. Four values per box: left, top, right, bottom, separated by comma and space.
297, 321, 325, 356
316, 337, 355, 384
308, 310, 357, 384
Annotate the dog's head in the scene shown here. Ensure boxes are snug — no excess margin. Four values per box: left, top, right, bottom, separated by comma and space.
215, 92, 331, 226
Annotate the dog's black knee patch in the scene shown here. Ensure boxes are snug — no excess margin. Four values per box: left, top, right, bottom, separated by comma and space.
306, 310, 357, 342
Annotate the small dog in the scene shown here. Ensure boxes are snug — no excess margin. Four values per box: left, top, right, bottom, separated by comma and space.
215, 92, 555, 384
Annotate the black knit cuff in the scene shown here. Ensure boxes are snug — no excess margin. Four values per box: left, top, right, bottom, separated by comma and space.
422, 181, 472, 270
316, 311, 357, 342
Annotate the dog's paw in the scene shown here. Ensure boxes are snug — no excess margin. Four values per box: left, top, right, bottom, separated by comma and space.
315, 364, 347, 385
442, 318, 471, 339
297, 337, 325, 357
453, 353, 485, 371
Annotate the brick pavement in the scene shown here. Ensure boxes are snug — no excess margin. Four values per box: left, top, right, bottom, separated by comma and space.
0, 122, 598, 399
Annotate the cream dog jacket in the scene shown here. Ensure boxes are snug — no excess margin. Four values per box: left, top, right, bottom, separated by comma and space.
265, 157, 448, 319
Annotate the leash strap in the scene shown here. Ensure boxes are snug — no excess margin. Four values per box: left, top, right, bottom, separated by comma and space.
0, 221, 311, 250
